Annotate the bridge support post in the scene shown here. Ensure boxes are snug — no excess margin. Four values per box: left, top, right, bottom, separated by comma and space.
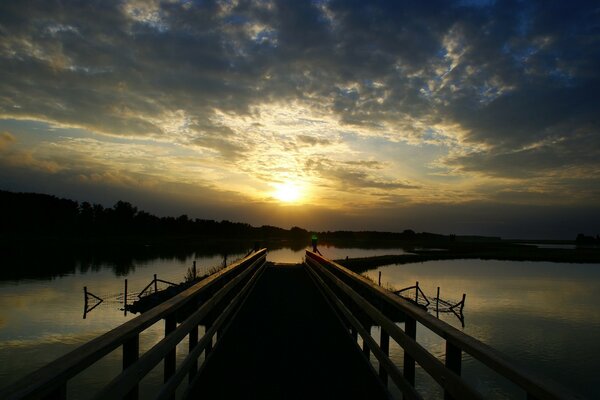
379, 329, 389, 386
123, 334, 139, 400
444, 341, 462, 400
404, 317, 416, 386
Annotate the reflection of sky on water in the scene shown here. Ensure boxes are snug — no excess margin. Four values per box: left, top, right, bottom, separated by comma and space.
363, 259, 600, 399
266, 246, 409, 263
2, 252, 599, 399
0, 252, 242, 395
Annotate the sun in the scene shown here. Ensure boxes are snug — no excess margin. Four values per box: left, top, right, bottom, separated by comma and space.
273, 181, 301, 203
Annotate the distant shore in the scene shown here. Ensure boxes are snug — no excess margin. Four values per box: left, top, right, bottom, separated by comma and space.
334, 243, 600, 273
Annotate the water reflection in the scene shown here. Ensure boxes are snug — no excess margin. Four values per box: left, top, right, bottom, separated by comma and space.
362, 259, 600, 399
0, 240, 258, 281
2, 249, 599, 399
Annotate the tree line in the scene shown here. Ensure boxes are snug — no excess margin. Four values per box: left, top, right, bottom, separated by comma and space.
0, 190, 469, 244
0, 190, 308, 241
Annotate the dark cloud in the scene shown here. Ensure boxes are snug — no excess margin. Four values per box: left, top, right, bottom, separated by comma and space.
2, 1, 598, 151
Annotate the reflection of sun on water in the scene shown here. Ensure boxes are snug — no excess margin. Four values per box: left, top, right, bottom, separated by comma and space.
273, 182, 301, 203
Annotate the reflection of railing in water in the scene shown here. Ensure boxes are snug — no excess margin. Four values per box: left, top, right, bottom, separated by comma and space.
392, 281, 466, 328
83, 286, 104, 319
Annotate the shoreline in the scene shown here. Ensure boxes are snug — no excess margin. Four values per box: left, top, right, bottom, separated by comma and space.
334, 246, 600, 273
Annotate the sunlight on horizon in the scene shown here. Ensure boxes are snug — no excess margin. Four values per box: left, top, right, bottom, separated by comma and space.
273, 181, 303, 203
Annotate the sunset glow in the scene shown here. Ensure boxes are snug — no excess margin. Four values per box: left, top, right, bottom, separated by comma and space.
273, 182, 302, 203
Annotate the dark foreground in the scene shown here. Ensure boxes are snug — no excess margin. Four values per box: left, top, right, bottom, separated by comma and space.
189, 263, 388, 400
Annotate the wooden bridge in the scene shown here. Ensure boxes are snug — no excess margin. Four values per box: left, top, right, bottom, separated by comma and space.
0, 249, 583, 399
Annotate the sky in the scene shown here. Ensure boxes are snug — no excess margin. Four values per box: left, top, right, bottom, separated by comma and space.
1, 0, 599, 239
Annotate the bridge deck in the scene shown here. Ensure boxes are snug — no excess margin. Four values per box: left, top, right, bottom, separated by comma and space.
188, 263, 388, 399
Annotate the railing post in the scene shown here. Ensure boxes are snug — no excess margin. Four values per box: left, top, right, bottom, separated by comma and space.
154, 274, 158, 293
444, 340, 462, 400
379, 328, 389, 386
164, 316, 176, 385
189, 324, 198, 384
205, 322, 213, 356
404, 316, 416, 386
123, 334, 139, 400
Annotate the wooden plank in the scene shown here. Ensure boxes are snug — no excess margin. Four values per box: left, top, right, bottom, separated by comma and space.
306, 251, 583, 400
0, 249, 266, 400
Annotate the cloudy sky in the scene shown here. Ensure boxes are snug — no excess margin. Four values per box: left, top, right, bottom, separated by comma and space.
1, 0, 599, 238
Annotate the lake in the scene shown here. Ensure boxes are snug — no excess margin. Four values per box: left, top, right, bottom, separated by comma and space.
361, 259, 600, 399
0, 246, 598, 398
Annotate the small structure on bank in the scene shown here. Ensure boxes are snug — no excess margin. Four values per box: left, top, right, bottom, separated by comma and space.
394, 281, 466, 327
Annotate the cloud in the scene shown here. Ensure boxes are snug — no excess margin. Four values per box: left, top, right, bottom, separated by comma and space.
1, 1, 598, 153
305, 157, 420, 192
0, 131, 16, 150
297, 134, 333, 147
0, 0, 599, 236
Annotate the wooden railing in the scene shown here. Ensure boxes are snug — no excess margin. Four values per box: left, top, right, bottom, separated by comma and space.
305, 250, 583, 400
1, 249, 267, 400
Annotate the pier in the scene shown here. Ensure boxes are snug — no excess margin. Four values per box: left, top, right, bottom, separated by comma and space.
0, 249, 582, 399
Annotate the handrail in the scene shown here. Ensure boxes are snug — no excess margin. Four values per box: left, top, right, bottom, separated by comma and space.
95, 255, 268, 399
306, 250, 583, 400
304, 259, 423, 400
1, 249, 267, 400
305, 257, 482, 400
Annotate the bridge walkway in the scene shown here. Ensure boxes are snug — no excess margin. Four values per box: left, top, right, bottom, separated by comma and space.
187, 263, 388, 399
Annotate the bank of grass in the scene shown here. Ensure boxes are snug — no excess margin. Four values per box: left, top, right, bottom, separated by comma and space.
334, 242, 600, 274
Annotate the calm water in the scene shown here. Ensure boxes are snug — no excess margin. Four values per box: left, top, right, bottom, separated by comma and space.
362, 259, 600, 399
1, 247, 598, 398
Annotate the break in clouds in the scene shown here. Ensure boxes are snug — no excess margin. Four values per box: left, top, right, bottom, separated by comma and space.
1, 0, 599, 237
